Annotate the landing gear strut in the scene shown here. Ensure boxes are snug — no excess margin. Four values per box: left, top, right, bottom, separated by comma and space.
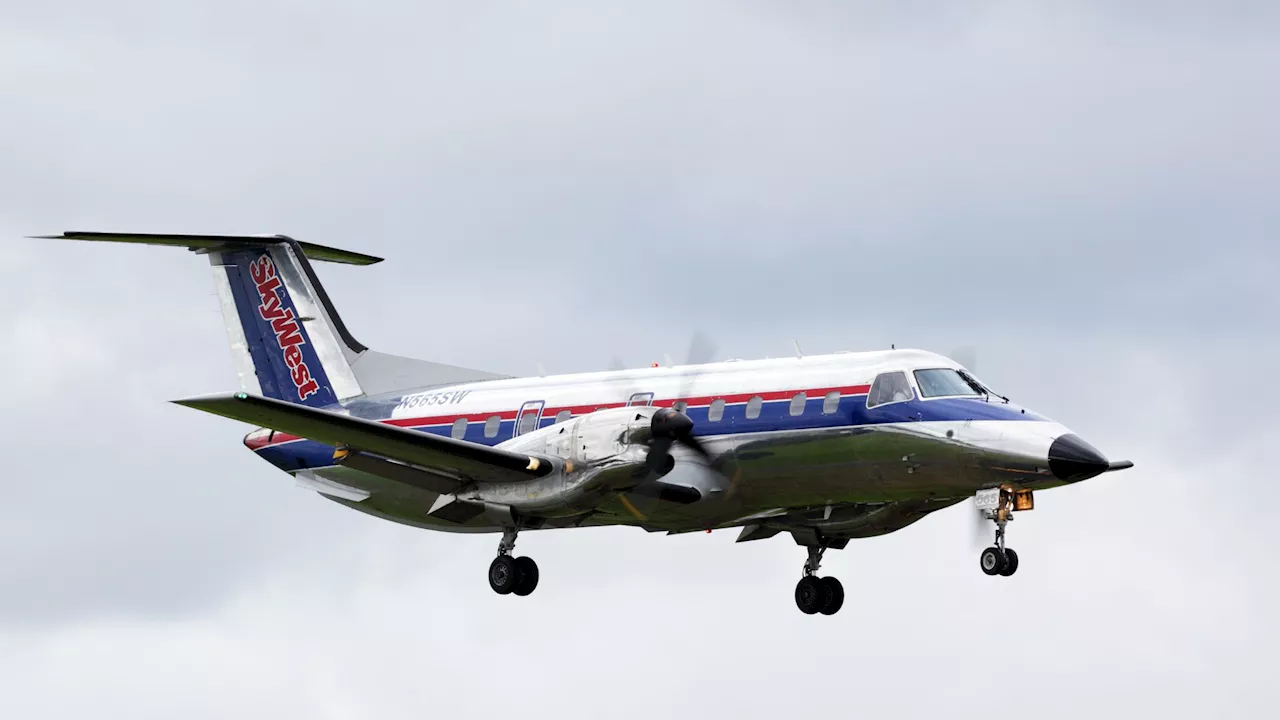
795, 544, 844, 616
489, 527, 540, 596
976, 487, 1026, 577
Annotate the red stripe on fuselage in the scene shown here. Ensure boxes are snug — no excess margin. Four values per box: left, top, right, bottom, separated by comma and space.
255, 383, 871, 449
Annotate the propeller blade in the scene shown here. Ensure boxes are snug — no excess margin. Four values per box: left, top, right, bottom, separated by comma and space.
685, 330, 718, 367
644, 437, 677, 475
676, 433, 713, 462
619, 332, 723, 525
951, 346, 978, 373
675, 330, 717, 411
648, 407, 712, 462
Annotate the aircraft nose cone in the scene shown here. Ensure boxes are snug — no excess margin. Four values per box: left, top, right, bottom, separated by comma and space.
1048, 434, 1110, 481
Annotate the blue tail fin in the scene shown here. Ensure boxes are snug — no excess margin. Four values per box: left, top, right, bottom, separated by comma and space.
218, 248, 341, 406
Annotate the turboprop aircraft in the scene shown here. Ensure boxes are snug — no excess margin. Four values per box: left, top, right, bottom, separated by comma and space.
29, 231, 1133, 615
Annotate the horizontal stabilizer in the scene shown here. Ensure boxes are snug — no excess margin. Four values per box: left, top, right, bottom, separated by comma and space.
175, 392, 552, 485
29, 231, 383, 265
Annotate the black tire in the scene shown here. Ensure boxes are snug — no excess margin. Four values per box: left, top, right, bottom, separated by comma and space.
489, 555, 520, 595
513, 556, 540, 596
819, 576, 845, 615
795, 576, 824, 615
999, 548, 1019, 577
980, 546, 1006, 576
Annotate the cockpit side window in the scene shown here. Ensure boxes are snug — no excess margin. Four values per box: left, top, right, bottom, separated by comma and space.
914, 368, 982, 399
867, 371, 914, 408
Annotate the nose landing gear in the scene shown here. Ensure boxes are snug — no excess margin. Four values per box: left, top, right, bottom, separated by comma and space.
979, 533, 1019, 577
975, 487, 1029, 577
794, 544, 845, 615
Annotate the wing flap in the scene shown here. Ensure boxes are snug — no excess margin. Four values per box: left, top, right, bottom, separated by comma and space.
336, 450, 464, 494
175, 392, 551, 485
30, 231, 383, 266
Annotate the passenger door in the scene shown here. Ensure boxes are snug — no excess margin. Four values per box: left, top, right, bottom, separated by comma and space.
514, 400, 545, 437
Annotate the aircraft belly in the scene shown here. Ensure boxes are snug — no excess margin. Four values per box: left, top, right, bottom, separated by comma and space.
710, 423, 1008, 512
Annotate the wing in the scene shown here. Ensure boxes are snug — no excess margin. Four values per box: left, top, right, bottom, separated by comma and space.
175, 392, 552, 486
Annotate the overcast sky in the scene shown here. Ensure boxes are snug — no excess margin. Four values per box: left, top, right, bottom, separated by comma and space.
1, 1, 1277, 718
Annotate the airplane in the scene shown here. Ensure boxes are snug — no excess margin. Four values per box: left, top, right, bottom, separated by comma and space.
28, 231, 1134, 615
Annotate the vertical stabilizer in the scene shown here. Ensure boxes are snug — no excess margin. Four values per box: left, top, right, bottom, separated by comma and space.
29, 232, 509, 403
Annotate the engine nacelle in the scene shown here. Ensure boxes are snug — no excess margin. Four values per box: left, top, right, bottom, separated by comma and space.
463, 407, 659, 516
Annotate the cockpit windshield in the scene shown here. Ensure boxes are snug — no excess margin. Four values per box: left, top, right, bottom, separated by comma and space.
914, 368, 983, 398
867, 371, 914, 408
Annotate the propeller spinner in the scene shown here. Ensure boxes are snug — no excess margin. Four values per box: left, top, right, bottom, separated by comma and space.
644, 407, 713, 477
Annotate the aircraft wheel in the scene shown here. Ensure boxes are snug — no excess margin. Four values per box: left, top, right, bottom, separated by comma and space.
819, 576, 845, 615
513, 556, 540, 596
795, 576, 825, 615
998, 548, 1019, 577
489, 555, 521, 595
980, 546, 1006, 576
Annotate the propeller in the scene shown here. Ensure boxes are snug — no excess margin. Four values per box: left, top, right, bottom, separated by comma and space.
672, 331, 754, 523
642, 407, 714, 476
617, 331, 725, 524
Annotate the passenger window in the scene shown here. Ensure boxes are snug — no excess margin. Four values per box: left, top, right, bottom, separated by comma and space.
673, 401, 688, 414
745, 396, 763, 419
450, 418, 468, 440
789, 392, 807, 417
868, 372, 914, 408
554, 410, 572, 424
708, 398, 726, 422
822, 391, 840, 415
516, 412, 538, 436
484, 415, 501, 438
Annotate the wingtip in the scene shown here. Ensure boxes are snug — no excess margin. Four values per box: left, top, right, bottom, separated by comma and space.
171, 391, 250, 408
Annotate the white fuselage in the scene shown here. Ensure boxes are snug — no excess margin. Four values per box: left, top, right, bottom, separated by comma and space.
250, 348, 1088, 535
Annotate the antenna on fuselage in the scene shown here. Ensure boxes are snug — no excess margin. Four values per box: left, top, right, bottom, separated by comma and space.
794, 340, 804, 358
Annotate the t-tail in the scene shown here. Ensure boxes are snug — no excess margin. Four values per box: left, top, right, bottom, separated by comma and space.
28, 232, 507, 404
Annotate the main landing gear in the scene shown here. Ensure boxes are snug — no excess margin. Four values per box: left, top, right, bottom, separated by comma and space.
794, 545, 844, 616
976, 486, 1029, 578
488, 527, 539, 597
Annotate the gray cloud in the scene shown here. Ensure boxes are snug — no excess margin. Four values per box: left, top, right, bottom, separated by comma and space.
1, 1, 1277, 717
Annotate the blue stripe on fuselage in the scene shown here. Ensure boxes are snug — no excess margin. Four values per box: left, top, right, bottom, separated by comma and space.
252, 394, 1045, 472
